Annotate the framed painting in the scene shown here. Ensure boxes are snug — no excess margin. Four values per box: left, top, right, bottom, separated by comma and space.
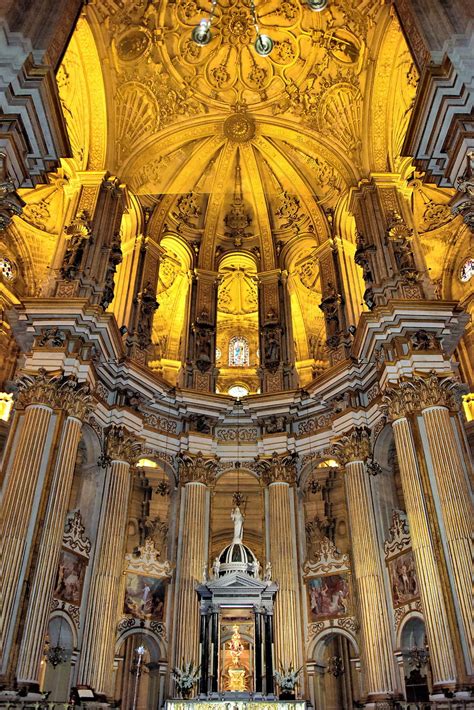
307, 573, 351, 621
387, 549, 419, 607
53, 548, 87, 606
123, 573, 166, 621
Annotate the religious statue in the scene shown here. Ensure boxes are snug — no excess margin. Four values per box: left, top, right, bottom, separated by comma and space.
251, 559, 261, 579
231, 506, 244, 544
213, 556, 220, 579
263, 327, 281, 372
136, 281, 159, 349
228, 625, 244, 666
264, 561, 272, 582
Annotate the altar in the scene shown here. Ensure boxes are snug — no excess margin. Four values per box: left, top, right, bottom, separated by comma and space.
194, 507, 278, 697
166, 701, 307, 710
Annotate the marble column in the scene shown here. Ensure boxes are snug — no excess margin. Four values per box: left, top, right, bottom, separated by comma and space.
419, 379, 474, 665
16, 386, 92, 684
173, 454, 214, 672
385, 389, 457, 688
333, 427, 398, 703
264, 454, 302, 678
77, 426, 142, 696
0, 371, 89, 679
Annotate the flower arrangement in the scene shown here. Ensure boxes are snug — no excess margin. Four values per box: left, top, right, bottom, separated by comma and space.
274, 664, 302, 691
172, 660, 200, 697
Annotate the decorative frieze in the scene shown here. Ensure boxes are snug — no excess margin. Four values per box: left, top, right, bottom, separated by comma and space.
143, 412, 179, 433
215, 426, 259, 441
297, 413, 332, 435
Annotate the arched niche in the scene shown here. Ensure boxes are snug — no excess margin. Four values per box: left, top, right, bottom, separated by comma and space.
309, 629, 361, 710
372, 423, 405, 540
42, 613, 76, 703
216, 252, 259, 396
283, 236, 328, 387
149, 234, 193, 385
67, 422, 104, 538
398, 615, 430, 703
113, 630, 165, 710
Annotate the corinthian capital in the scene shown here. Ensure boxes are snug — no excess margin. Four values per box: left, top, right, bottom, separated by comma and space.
258, 452, 298, 486
178, 451, 217, 485
15, 369, 93, 420
332, 426, 371, 465
106, 425, 143, 465
383, 372, 465, 420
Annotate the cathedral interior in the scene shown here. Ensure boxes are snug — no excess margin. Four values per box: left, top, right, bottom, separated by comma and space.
0, 0, 473, 708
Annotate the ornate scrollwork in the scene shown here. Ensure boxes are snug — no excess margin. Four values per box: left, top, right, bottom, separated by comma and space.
63, 510, 92, 557
303, 536, 350, 576
384, 509, 411, 559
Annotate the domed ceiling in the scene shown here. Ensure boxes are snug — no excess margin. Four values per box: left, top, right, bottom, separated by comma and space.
85, 0, 386, 271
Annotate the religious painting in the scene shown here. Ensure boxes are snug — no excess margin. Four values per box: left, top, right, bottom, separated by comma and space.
53, 548, 87, 605
307, 574, 351, 620
123, 573, 166, 621
387, 550, 419, 607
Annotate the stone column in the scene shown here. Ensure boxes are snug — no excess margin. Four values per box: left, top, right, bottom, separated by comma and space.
333, 427, 398, 703
0, 371, 88, 679
77, 426, 142, 696
384, 377, 472, 687
16, 386, 92, 684
420, 378, 474, 665
385, 389, 457, 688
264, 454, 302, 677
173, 454, 214, 671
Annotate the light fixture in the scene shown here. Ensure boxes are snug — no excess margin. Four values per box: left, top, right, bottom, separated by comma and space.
192, 19, 212, 46
191, 0, 279, 56
307, 0, 328, 10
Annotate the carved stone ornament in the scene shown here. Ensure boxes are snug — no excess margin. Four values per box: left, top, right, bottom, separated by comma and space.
382, 372, 466, 420
331, 425, 371, 465
100, 231, 123, 309
223, 112, 256, 143
451, 150, 474, 230
384, 509, 411, 559
135, 281, 159, 349
15, 369, 93, 421
125, 537, 173, 578
177, 451, 218, 485
303, 536, 350, 577
36, 328, 66, 348
0, 152, 25, 230
106, 424, 143, 465
257, 451, 298, 485
262, 325, 282, 373
63, 510, 92, 558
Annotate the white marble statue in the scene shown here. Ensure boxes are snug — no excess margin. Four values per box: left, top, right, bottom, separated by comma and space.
264, 561, 272, 582
231, 506, 244, 544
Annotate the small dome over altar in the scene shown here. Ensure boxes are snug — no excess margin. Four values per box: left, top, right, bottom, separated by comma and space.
218, 541, 258, 576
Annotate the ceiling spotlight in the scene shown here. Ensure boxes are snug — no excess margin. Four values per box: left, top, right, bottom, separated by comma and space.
254, 33, 273, 56
307, 0, 328, 10
192, 19, 212, 46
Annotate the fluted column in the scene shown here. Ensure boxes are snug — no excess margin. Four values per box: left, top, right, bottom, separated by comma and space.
333, 427, 398, 702
0, 371, 89, 678
78, 426, 142, 696
16, 385, 92, 683
420, 386, 473, 664
173, 455, 214, 670
264, 454, 302, 676
384, 375, 472, 686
